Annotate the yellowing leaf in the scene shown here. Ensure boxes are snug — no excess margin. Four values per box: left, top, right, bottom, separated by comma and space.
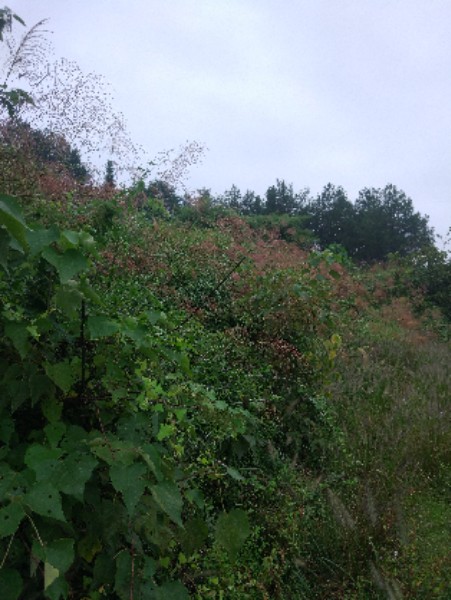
44, 562, 59, 590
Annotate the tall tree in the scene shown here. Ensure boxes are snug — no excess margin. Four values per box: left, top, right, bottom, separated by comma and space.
265, 179, 298, 215
104, 159, 115, 186
241, 189, 264, 215
306, 183, 355, 250
147, 179, 182, 212
222, 184, 242, 211
353, 184, 434, 260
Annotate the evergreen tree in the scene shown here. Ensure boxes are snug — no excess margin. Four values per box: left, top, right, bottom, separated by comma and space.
353, 185, 434, 260
241, 190, 264, 215
104, 159, 115, 186
147, 179, 182, 212
306, 183, 355, 250
264, 179, 298, 215
222, 184, 242, 211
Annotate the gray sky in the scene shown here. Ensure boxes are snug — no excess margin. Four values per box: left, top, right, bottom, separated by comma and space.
9, 0, 451, 242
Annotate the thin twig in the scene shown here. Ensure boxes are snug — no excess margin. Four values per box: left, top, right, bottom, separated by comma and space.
26, 514, 44, 547
0, 533, 15, 569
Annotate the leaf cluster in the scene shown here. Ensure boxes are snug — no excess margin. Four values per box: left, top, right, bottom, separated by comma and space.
0, 195, 260, 598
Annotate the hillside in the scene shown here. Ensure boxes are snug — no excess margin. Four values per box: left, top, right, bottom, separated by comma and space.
1, 179, 450, 599
1, 6, 450, 595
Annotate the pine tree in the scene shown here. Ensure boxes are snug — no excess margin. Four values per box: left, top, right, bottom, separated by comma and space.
104, 159, 115, 186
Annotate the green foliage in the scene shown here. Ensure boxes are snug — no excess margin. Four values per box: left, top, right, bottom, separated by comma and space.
265, 178, 302, 215
305, 183, 356, 249
0, 7, 25, 41
214, 181, 437, 263
0, 9, 34, 119
0, 86, 34, 118
352, 184, 434, 260
0, 194, 268, 598
147, 179, 182, 213
0, 7, 28, 119
214, 509, 250, 561
398, 245, 451, 322
245, 212, 312, 246
1, 179, 449, 599
104, 159, 115, 186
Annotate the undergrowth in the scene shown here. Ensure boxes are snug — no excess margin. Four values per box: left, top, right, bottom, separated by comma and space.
0, 193, 449, 599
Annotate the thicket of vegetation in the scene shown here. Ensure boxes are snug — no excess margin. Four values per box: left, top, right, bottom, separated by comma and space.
1, 6, 450, 599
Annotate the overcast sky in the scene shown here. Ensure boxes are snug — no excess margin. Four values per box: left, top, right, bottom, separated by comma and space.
10, 0, 451, 242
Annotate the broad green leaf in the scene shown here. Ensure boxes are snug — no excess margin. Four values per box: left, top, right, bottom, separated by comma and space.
26, 482, 65, 521
142, 555, 157, 579
59, 230, 95, 252
157, 423, 174, 441
79, 278, 101, 304
30, 373, 54, 406
145, 309, 162, 324
44, 562, 59, 590
0, 415, 14, 444
115, 551, 132, 599
4, 321, 30, 359
51, 452, 97, 500
44, 576, 68, 600
42, 246, 88, 283
180, 353, 190, 374
54, 286, 82, 319
181, 517, 208, 555
41, 396, 63, 423
60, 230, 80, 247
226, 466, 245, 481
62, 425, 90, 450
89, 437, 135, 466
139, 444, 163, 481
150, 480, 183, 527
93, 553, 115, 589
122, 318, 148, 346
152, 580, 189, 600
109, 462, 147, 515
0, 465, 27, 498
215, 509, 250, 561
26, 226, 59, 255
0, 194, 29, 250
174, 409, 187, 422
44, 422, 66, 448
45, 361, 77, 394
0, 502, 25, 538
24, 444, 62, 480
87, 315, 120, 339
45, 538, 74, 574
9, 377, 28, 413
79, 230, 95, 250
56, 230, 95, 251
184, 487, 205, 509
116, 413, 150, 445
78, 534, 102, 563
0, 568, 22, 600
